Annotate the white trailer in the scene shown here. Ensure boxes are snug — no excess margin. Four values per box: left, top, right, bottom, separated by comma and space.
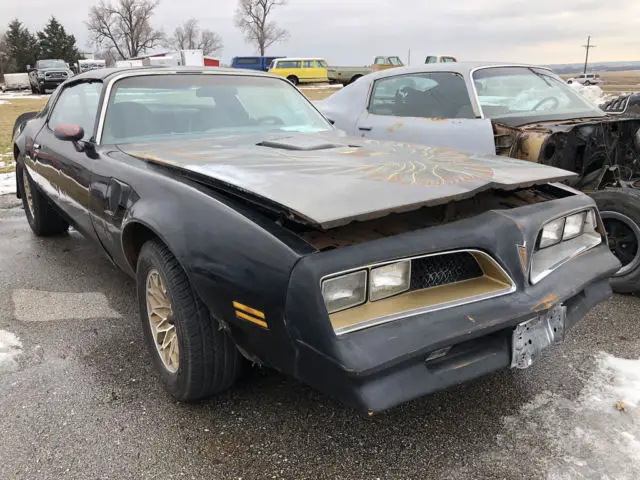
179, 50, 204, 66
2, 73, 30, 91
115, 59, 145, 68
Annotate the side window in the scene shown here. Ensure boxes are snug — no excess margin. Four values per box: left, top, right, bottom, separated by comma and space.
303, 60, 314, 68
368, 73, 474, 119
48, 82, 103, 140
316, 60, 328, 68
374, 57, 385, 65
442, 57, 457, 63
426, 56, 436, 64
277, 60, 301, 69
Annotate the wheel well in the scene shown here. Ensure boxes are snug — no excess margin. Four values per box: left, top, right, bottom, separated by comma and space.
14, 144, 20, 161
122, 222, 163, 273
350, 74, 362, 83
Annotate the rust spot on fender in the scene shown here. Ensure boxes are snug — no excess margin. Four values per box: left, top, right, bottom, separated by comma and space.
531, 293, 559, 312
386, 121, 404, 133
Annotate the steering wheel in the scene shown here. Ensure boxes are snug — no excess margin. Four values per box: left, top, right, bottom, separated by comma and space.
532, 96, 559, 111
255, 116, 285, 126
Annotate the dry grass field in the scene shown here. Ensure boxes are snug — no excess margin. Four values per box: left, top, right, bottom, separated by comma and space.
560, 69, 640, 94
0, 97, 48, 172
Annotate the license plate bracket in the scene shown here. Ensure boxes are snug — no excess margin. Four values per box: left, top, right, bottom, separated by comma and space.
511, 304, 567, 369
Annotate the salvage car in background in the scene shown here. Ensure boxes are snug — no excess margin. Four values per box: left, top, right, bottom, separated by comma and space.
12, 67, 620, 414
318, 62, 640, 292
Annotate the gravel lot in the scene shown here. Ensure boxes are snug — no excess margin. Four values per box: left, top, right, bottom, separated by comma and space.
1, 193, 639, 480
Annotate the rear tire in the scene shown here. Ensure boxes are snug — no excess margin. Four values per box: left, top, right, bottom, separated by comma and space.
591, 188, 640, 293
349, 74, 362, 85
16, 160, 69, 237
584, 80, 591, 86
137, 239, 243, 402
287, 75, 299, 85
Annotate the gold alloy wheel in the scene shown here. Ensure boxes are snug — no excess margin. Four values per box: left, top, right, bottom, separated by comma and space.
22, 171, 34, 217
146, 269, 179, 373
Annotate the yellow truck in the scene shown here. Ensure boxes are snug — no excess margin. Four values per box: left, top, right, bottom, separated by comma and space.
268, 58, 329, 85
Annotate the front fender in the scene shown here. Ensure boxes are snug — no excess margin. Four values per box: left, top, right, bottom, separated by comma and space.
120, 183, 308, 371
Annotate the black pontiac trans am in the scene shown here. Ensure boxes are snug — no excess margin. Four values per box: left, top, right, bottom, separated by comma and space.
11, 67, 620, 414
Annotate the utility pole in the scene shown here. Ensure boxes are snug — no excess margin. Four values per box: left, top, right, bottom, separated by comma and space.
408, 48, 411, 66
582, 35, 596, 74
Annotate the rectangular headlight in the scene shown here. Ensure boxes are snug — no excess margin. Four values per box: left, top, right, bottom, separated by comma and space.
322, 270, 367, 314
563, 212, 586, 240
369, 261, 411, 301
539, 217, 565, 248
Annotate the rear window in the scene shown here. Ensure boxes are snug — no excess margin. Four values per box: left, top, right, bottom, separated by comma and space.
235, 58, 259, 65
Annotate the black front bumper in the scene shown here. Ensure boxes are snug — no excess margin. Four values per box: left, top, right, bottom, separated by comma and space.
284, 195, 620, 414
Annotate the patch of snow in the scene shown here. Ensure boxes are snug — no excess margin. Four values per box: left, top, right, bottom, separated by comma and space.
453, 352, 640, 479
0, 91, 48, 100
0, 99, 8, 105
568, 82, 606, 106
299, 84, 343, 90
0, 330, 23, 373
523, 352, 640, 478
0, 171, 16, 195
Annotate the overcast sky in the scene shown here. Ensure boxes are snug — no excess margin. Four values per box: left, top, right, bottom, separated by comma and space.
1, 0, 639, 66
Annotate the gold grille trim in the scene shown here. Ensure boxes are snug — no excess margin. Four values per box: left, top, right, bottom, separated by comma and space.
329, 250, 515, 336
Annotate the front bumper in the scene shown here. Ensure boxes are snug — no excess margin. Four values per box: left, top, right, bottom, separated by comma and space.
38, 78, 66, 89
284, 195, 620, 414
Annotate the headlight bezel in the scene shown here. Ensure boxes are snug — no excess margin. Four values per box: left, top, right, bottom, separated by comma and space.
531, 207, 604, 284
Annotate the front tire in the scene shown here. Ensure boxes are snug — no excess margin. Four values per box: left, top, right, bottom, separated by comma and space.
16, 160, 69, 236
591, 188, 640, 293
136, 239, 243, 402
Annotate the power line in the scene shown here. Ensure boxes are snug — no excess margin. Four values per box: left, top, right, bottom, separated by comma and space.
582, 35, 596, 74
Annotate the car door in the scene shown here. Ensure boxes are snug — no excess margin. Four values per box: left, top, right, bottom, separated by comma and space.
354, 71, 496, 155
32, 80, 103, 239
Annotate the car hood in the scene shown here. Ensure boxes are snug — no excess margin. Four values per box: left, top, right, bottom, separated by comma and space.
119, 132, 577, 229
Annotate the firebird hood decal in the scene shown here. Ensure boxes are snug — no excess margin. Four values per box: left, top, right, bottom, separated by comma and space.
120, 132, 577, 229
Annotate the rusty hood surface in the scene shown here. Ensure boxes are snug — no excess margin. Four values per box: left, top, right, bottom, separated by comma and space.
119, 132, 577, 229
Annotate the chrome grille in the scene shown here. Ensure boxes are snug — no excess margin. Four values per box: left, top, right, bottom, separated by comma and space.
410, 252, 483, 290
45, 71, 67, 79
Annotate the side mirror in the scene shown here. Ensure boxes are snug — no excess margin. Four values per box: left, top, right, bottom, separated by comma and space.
54, 124, 84, 142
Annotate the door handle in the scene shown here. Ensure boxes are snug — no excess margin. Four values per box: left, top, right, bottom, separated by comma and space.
358, 126, 373, 131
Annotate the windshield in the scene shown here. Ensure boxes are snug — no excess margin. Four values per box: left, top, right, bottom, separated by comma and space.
37, 60, 67, 69
472, 67, 603, 120
102, 74, 332, 144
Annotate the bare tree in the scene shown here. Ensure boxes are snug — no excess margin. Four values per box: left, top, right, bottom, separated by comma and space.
235, 0, 289, 56
86, 0, 164, 60
170, 18, 223, 56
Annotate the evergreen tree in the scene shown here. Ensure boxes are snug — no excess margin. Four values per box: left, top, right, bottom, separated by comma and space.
5, 19, 39, 72
37, 17, 80, 65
